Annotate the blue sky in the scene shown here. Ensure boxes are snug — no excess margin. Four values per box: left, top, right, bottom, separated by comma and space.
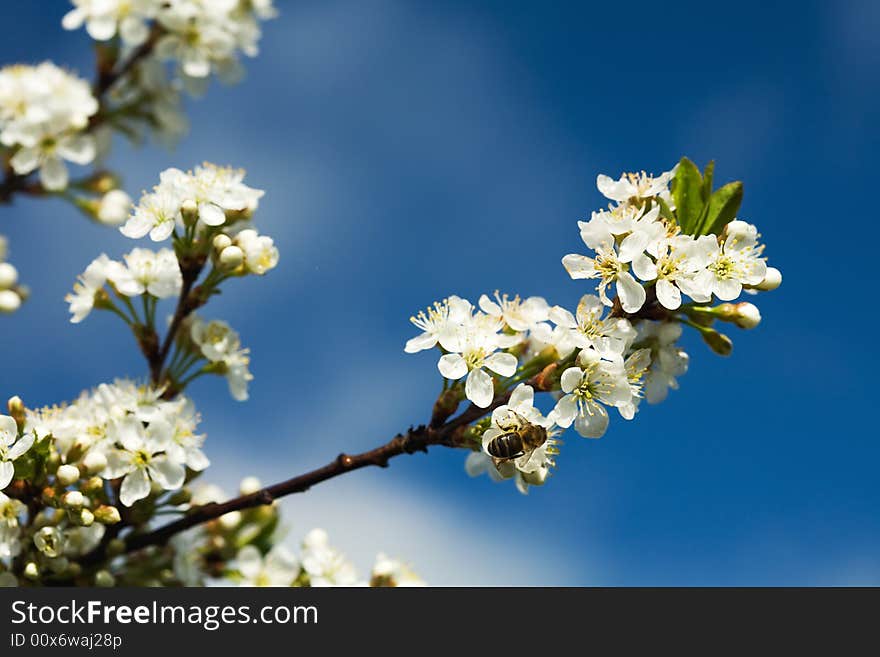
0, 0, 877, 584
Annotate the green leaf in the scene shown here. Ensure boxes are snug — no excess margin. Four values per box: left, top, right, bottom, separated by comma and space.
671, 157, 704, 234
700, 181, 743, 236
701, 160, 715, 203
655, 196, 676, 223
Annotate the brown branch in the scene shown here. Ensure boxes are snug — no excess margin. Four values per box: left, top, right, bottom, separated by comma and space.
78, 379, 540, 568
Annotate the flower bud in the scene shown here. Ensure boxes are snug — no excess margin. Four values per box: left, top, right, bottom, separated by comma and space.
82, 476, 104, 494
77, 508, 95, 527
34, 527, 65, 558
94, 505, 122, 525
732, 302, 761, 329
96, 189, 132, 225
82, 450, 108, 475
213, 233, 232, 251
167, 488, 191, 506
94, 570, 115, 587
219, 510, 242, 529
219, 245, 244, 269
240, 477, 262, 496
701, 328, 733, 356
56, 464, 81, 486
755, 266, 782, 291
24, 562, 40, 580
181, 199, 199, 226
0, 262, 18, 289
0, 290, 21, 313
61, 490, 85, 510
67, 562, 82, 578
7, 395, 25, 429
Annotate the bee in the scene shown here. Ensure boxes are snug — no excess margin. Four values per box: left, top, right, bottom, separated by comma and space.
486, 411, 548, 461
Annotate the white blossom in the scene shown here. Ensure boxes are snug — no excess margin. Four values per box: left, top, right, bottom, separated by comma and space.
693, 220, 767, 301
551, 349, 630, 438
0, 492, 24, 558
478, 292, 549, 333
548, 294, 635, 363
235, 545, 299, 587
62, 0, 155, 45
370, 554, 424, 587
301, 529, 360, 587
0, 63, 98, 191
437, 313, 518, 408
0, 416, 33, 490
404, 295, 472, 354
596, 168, 675, 204
102, 416, 186, 506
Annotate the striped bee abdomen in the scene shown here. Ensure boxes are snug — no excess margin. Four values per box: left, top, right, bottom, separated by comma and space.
487, 432, 525, 460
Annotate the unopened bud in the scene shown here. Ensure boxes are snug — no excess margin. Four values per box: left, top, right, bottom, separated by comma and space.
239, 477, 262, 495
0, 262, 18, 289
7, 395, 25, 428
96, 190, 132, 225
732, 302, 761, 329
24, 562, 40, 580
701, 328, 733, 356
62, 490, 85, 510
77, 508, 95, 527
219, 245, 244, 269
94, 570, 115, 587
213, 233, 232, 251
755, 266, 782, 291
219, 511, 242, 530
0, 290, 21, 313
82, 476, 104, 495
56, 464, 80, 486
82, 450, 108, 475
181, 199, 199, 225
94, 505, 122, 525
167, 489, 191, 506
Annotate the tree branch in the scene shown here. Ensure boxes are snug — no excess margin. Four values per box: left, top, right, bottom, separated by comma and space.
79, 379, 537, 567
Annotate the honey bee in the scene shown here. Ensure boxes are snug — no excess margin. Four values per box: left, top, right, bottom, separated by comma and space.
486, 411, 548, 461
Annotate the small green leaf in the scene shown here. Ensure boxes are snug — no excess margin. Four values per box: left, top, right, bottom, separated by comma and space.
655, 196, 676, 223
701, 160, 715, 203
701, 181, 744, 236
671, 157, 704, 234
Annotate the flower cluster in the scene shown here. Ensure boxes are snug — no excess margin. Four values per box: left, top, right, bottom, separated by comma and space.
224, 528, 423, 588
0, 62, 98, 190
407, 159, 782, 493
0, 236, 26, 314
63, 0, 278, 81
120, 163, 266, 244
564, 168, 780, 313
66, 248, 182, 323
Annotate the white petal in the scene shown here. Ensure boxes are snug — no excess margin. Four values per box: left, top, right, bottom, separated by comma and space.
40, 157, 68, 191
561, 254, 597, 280
0, 416, 17, 441
483, 352, 517, 377
616, 272, 646, 313
508, 383, 534, 410
552, 394, 578, 428
575, 401, 609, 438
147, 456, 186, 490
437, 353, 467, 380
0, 461, 13, 489
404, 332, 437, 354
57, 135, 96, 165
631, 253, 657, 281
548, 305, 576, 328
465, 452, 490, 477
478, 294, 502, 316
655, 278, 681, 310
199, 202, 226, 226
9, 147, 39, 174
714, 277, 742, 301
237, 545, 263, 579
465, 368, 494, 408
560, 366, 584, 393
86, 14, 118, 40
7, 433, 33, 460
119, 468, 151, 506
